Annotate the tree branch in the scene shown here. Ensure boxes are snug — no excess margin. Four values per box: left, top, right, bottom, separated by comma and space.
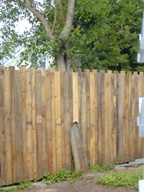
52, 6, 57, 33
54, 0, 65, 21
59, 0, 75, 39
71, 25, 82, 36
25, 0, 55, 40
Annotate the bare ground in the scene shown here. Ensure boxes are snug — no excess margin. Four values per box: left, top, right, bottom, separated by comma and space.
14, 166, 141, 192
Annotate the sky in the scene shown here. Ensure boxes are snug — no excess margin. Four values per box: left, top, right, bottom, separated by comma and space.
15, 19, 32, 34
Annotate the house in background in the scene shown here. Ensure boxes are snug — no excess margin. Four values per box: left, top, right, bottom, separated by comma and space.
2, 46, 52, 70
137, 11, 144, 63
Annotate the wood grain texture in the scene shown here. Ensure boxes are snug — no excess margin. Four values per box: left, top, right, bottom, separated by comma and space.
125, 72, 129, 162
71, 123, 89, 173
100, 70, 105, 165
72, 72, 79, 123
112, 71, 118, 164
118, 71, 125, 162
51, 71, 57, 174
15, 70, 23, 182
30, 67, 37, 179
35, 71, 43, 178
45, 71, 52, 173
64, 72, 71, 170
104, 72, 110, 164
128, 72, 132, 162
60, 71, 65, 169
85, 70, 90, 161
26, 71, 34, 180
39, 67, 47, 175
80, 72, 87, 151
94, 70, 98, 165
89, 72, 96, 165
0, 67, 5, 185
135, 72, 139, 160
55, 71, 62, 172
20, 67, 27, 180
4, 70, 13, 185
9, 67, 17, 183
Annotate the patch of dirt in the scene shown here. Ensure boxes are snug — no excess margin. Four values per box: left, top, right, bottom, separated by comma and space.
15, 166, 141, 192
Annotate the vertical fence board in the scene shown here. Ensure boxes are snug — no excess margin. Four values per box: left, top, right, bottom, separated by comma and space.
97, 72, 101, 164
89, 72, 96, 165
20, 67, 27, 180
118, 71, 125, 162
0, 67, 5, 186
60, 70, 65, 169
104, 72, 110, 164
9, 67, 17, 184
4, 70, 13, 185
128, 72, 132, 162
96, 72, 101, 164
112, 71, 118, 164
81, 72, 87, 150
39, 68, 47, 174
51, 71, 57, 174
78, 73, 81, 133
55, 71, 62, 172
94, 70, 98, 164
15, 70, 23, 182
133, 72, 139, 160
108, 71, 113, 164
64, 72, 70, 170
125, 73, 130, 162
26, 71, 34, 180
73, 72, 79, 123
99, 71, 105, 164
30, 67, 37, 179
45, 71, 52, 173
85, 70, 90, 160
136, 73, 139, 160
64, 72, 72, 170
35, 71, 43, 178
131, 72, 136, 160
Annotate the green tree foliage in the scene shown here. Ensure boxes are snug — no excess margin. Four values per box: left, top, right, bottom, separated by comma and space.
74, 0, 144, 71
0, 0, 144, 71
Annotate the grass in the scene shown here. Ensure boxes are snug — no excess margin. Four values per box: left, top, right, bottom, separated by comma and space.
89, 163, 115, 172
0, 169, 84, 192
0, 163, 143, 191
42, 169, 84, 183
0, 179, 32, 192
94, 168, 143, 189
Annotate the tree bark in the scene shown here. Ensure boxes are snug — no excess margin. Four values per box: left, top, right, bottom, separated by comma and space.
55, 51, 66, 71
55, 50, 70, 71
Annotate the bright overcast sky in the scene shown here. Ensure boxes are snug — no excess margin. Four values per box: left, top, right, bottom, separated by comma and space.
15, 19, 32, 34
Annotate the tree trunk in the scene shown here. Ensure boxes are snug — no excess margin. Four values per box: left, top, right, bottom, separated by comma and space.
55, 50, 70, 71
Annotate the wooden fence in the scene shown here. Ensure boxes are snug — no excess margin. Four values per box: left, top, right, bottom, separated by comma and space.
0, 66, 144, 186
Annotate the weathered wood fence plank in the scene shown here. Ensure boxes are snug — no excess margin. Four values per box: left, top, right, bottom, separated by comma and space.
0, 66, 5, 186
26, 71, 34, 180
15, 70, 23, 182
4, 70, 13, 185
